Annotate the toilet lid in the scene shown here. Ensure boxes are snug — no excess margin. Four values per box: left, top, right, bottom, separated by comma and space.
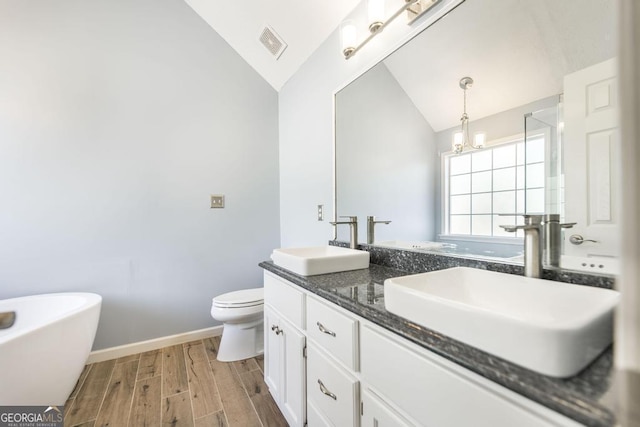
213, 288, 264, 308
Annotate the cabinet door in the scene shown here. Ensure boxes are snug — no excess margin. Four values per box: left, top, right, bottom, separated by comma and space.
280, 316, 306, 427
361, 389, 412, 427
264, 306, 282, 402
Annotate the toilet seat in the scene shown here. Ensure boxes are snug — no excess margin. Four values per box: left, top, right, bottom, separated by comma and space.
212, 288, 264, 309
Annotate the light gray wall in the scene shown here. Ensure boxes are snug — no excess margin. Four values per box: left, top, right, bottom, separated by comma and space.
0, 0, 280, 350
336, 63, 437, 243
279, 0, 461, 247
277, 29, 347, 248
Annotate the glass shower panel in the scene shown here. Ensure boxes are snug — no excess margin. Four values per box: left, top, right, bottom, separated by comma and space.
524, 98, 563, 216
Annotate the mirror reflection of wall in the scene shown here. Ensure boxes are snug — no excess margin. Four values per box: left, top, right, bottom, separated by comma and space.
334, 0, 617, 268
335, 63, 438, 245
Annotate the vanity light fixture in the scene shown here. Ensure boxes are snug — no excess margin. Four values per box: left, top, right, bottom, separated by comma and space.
341, 0, 441, 59
368, 0, 386, 32
452, 77, 486, 154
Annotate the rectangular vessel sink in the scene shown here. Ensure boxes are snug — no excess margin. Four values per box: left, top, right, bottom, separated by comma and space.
271, 246, 369, 276
384, 267, 620, 377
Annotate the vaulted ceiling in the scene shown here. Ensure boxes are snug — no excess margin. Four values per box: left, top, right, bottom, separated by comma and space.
184, 0, 615, 133
184, 0, 361, 91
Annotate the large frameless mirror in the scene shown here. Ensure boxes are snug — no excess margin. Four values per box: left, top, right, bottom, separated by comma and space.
334, 0, 618, 273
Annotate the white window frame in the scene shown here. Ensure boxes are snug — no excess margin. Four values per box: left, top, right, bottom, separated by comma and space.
440, 131, 548, 241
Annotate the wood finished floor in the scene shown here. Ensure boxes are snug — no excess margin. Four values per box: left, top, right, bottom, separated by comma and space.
64, 336, 288, 427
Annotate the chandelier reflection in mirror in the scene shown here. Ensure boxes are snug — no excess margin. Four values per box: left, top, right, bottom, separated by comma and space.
341, 0, 441, 59
452, 77, 486, 154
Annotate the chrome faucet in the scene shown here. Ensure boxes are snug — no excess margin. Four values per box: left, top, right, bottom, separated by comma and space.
0, 312, 16, 329
543, 214, 575, 267
500, 215, 543, 278
331, 216, 359, 249
366, 216, 391, 244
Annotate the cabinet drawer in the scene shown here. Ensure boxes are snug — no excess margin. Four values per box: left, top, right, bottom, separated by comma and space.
307, 345, 359, 427
264, 272, 304, 329
306, 296, 358, 370
361, 325, 582, 427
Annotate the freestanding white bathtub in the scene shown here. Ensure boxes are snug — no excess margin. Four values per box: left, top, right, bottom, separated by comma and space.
0, 292, 102, 406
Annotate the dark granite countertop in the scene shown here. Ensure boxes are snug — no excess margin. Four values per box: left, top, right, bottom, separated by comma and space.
259, 260, 616, 427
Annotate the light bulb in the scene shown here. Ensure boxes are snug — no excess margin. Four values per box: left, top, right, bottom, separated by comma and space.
452, 131, 464, 153
340, 20, 357, 57
368, 0, 385, 32
473, 132, 486, 149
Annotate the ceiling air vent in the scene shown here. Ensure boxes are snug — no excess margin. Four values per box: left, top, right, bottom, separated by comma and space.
259, 25, 287, 60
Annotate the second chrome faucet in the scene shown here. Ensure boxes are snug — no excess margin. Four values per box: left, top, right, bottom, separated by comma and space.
367, 216, 391, 244
331, 215, 392, 248
500, 214, 575, 278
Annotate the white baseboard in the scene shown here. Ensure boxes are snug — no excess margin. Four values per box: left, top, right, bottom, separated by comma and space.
86, 325, 223, 364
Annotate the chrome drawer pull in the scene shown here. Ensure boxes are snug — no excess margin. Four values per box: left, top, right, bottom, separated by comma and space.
317, 379, 337, 400
317, 321, 336, 337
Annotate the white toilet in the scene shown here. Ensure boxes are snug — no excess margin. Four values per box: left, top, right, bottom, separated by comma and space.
210, 287, 264, 362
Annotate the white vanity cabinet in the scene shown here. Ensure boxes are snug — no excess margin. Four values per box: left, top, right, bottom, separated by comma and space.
263, 270, 585, 427
263, 273, 306, 427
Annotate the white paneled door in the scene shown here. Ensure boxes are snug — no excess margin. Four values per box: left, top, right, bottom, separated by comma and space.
563, 58, 620, 258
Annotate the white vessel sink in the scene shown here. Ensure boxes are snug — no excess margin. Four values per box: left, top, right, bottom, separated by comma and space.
384, 267, 620, 377
271, 246, 369, 276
